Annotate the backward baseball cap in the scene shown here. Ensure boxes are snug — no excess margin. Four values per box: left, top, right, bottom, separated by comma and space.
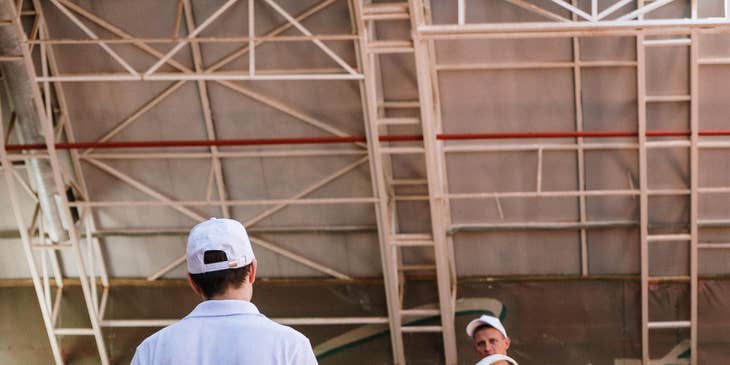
466, 314, 508, 339
187, 218, 255, 274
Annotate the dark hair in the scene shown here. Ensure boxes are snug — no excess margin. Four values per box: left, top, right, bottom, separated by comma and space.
473, 324, 498, 337
189, 250, 252, 299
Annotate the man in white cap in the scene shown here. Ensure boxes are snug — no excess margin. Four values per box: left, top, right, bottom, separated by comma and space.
466, 314, 511, 364
131, 218, 318, 365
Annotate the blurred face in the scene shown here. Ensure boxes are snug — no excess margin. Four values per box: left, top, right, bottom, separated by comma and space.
473, 326, 510, 359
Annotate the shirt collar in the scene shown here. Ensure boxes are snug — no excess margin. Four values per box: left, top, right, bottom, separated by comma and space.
185, 299, 261, 319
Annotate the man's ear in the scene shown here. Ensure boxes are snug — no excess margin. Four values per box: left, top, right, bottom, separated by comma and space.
187, 274, 204, 298
247, 260, 257, 285
504, 337, 511, 350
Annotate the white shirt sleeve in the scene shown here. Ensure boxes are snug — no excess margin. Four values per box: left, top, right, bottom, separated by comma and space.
130, 343, 147, 365
291, 337, 318, 365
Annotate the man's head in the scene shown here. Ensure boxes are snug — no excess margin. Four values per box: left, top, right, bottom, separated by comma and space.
186, 218, 257, 300
466, 315, 511, 359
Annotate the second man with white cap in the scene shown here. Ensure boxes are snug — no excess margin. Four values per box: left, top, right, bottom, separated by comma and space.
466, 314, 512, 364
131, 218, 318, 365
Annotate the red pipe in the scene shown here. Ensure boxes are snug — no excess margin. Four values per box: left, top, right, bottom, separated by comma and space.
437, 130, 637, 139
4, 130, 730, 151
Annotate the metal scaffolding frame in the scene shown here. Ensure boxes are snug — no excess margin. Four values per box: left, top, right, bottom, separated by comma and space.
2, 1, 730, 364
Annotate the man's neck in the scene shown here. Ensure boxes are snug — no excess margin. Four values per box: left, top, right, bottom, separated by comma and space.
207, 284, 252, 301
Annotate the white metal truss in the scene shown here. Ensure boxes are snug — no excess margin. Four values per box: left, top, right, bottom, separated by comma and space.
416, 1, 730, 364
1, 1, 382, 364
4, 1, 730, 364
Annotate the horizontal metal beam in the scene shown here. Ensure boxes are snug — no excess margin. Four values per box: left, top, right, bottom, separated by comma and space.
99, 317, 389, 327
25, 34, 359, 44
418, 19, 730, 39
35, 73, 363, 82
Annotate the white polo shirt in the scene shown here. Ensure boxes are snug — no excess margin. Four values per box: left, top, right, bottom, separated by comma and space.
131, 300, 318, 365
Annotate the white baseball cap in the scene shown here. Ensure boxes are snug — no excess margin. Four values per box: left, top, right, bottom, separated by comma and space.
186, 218, 255, 274
475, 354, 518, 365
466, 314, 508, 339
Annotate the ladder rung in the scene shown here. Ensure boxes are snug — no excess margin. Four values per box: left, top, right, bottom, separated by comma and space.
647, 234, 691, 242
393, 233, 432, 240
379, 147, 424, 154
380, 100, 420, 109
700, 57, 730, 65
647, 320, 691, 329
389, 179, 427, 186
362, 2, 409, 15
399, 264, 435, 271
699, 242, 730, 249
392, 240, 434, 247
401, 309, 440, 317
646, 95, 691, 102
645, 140, 690, 148
55, 328, 96, 335
377, 117, 420, 126
368, 41, 414, 54
643, 38, 691, 47
648, 276, 691, 282
363, 13, 409, 21
401, 325, 442, 333
0, 55, 22, 62
647, 189, 690, 196
31, 244, 72, 250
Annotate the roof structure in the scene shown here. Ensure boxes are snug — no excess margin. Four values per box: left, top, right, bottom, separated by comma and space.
2, 0, 730, 364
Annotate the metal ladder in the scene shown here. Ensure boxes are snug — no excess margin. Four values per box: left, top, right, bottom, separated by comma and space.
637, 30, 699, 365
353, 1, 457, 363
0, 2, 109, 364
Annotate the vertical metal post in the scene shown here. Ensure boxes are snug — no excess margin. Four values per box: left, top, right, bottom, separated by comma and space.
249, 0, 255, 76
636, 32, 650, 364
572, 0, 588, 276
689, 29, 699, 365
457, 0, 465, 25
